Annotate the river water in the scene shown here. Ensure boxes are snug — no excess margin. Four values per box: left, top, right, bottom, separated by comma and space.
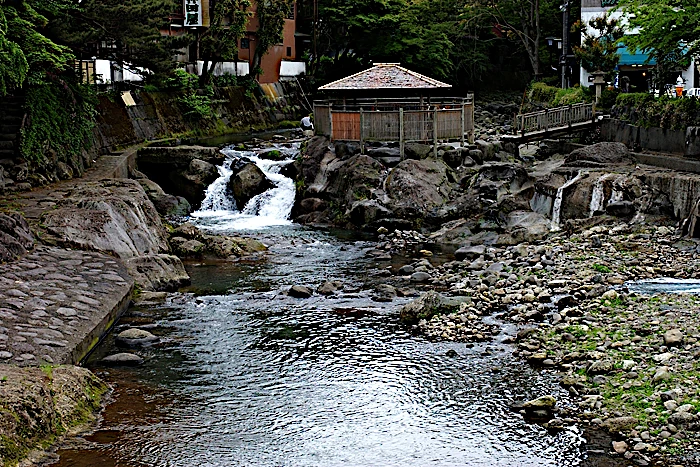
50, 142, 621, 467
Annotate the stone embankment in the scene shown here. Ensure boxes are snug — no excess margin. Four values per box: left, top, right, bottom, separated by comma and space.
0, 141, 266, 466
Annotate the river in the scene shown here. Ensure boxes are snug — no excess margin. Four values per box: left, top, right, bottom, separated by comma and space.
50, 141, 622, 467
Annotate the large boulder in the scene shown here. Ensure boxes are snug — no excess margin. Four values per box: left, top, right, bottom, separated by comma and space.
322, 154, 386, 206
469, 163, 533, 204
348, 199, 393, 226
385, 159, 454, 219
0, 212, 34, 262
133, 171, 191, 217
565, 142, 634, 166
40, 179, 190, 291
41, 179, 170, 258
228, 162, 275, 209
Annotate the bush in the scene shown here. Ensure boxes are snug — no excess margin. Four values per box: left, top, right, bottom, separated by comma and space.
612, 93, 700, 130
599, 87, 620, 110
529, 82, 559, 105
552, 86, 590, 106
178, 85, 215, 121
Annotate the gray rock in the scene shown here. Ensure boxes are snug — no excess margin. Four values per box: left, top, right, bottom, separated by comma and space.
398, 265, 415, 275
399, 291, 469, 324
349, 199, 393, 226
115, 328, 159, 347
124, 254, 190, 292
372, 284, 397, 302
228, 162, 275, 209
455, 245, 485, 261
317, 281, 342, 296
565, 142, 634, 166
289, 285, 313, 298
653, 366, 672, 384
101, 352, 144, 366
410, 271, 431, 283
664, 329, 684, 346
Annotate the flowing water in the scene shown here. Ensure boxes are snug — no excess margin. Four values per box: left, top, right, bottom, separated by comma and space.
50, 143, 623, 467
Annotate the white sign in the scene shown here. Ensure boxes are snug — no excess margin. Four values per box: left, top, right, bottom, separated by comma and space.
184, 0, 202, 27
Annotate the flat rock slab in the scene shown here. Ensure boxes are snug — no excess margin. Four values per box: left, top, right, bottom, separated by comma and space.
0, 245, 133, 365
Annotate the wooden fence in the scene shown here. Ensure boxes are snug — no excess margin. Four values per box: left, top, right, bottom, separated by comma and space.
314, 97, 474, 157
515, 103, 595, 136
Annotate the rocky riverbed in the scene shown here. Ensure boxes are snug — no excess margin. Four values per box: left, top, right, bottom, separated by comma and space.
364, 220, 700, 466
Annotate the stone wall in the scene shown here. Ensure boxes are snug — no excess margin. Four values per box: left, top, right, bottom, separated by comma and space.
94, 80, 306, 154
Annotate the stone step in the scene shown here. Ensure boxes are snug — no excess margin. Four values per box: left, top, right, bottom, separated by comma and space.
0, 125, 20, 134
0, 149, 15, 159
0, 140, 15, 150
0, 133, 17, 142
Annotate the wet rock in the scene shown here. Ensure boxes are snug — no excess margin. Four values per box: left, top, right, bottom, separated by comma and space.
228, 162, 275, 209
288, 285, 313, 298
115, 328, 160, 347
317, 281, 342, 296
400, 291, 468, 325
523, 395, 557, 409
101, 352, 144, 366
606, 200, 636, 217
349, 199, 393, 226
565, 142, 634, 166
372, 284, 397, 302
602, 416, 637, 433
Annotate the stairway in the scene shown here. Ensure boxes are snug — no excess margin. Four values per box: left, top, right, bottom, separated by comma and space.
0, 93, 25, 161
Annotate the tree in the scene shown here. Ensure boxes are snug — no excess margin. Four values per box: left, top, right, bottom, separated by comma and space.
199, 0, 252, 85
573, 14, 624, 74
250, 0, 293, 78
51, 0, 185, 80
465, 0, 543, 78
0, 0, 74, 93
615, 0, 699, 90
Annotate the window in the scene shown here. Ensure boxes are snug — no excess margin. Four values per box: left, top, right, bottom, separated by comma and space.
240, 38, 250, 49
286, 47, 292, 57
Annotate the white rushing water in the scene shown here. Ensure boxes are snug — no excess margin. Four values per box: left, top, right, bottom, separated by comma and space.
550, 171, 584, 230
191, 143, 298, 231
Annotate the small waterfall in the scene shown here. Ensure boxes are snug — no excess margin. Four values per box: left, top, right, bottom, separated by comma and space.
588, 174, 609, 217
551, 171, 583, 230
191, 143, 299, 231
198, 159, 237, 212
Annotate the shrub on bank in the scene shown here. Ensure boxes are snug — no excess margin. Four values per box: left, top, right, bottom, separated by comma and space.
612, 94, 700, 130
528, 82, 590, 107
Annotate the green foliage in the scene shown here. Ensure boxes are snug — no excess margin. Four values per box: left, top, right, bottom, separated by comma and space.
251, 0, 293, 77
572, 13, 624, 74
199, 0, 252, 85
592, 263, 611, 273
552, 86, 590, 106
613, 94, 700, 130
51, 0, 186, 81
529, 82, 559, 105
178, 85, 215, 121
599, 87, 620, 110
20, 78, 97, 164
615, 0, 699, 90
0, 0, 75, 93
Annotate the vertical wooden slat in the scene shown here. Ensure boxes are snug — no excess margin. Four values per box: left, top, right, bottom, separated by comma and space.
433, 107, 438, 157
399, 108, 404, 159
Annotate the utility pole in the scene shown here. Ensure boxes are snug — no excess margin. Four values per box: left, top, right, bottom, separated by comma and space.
560, 1, 569, 89
313, 0, 318, 75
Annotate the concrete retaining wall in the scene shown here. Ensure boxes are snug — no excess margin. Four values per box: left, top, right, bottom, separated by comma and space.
94, 81, 306, 153
600, 119, 687, 155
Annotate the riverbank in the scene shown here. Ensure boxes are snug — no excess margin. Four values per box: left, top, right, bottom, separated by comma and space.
372, 221, 700, 466
0, 136, 270, 465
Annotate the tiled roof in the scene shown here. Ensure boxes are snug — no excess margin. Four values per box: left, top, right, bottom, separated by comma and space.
318, 63, 452, 90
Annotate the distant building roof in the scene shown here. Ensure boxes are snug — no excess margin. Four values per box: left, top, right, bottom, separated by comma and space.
318, 63, 452, 91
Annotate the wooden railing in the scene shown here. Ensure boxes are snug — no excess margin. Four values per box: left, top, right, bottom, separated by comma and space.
514, 103, 595, 136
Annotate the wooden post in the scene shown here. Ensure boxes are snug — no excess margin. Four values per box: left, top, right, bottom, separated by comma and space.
521, 114, 525, 137
433, 107, 438, 158
329, 103, 333, 142
460, 104, 465, 147
399, 107, 405, 160
568, 104, 572, 128
544, 108, 549, 132
359, 108, 364, 153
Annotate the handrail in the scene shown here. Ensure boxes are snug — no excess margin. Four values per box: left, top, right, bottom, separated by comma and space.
514, 103, 594, 135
